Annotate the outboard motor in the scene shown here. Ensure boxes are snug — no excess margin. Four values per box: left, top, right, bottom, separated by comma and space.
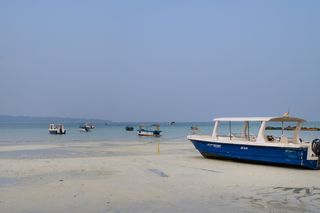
312, 138, 320, 156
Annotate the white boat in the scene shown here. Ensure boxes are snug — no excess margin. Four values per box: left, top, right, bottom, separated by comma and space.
85, 122, 95, 129
187, 115, 320, 169
78, 122, 95, 132
137, 124, 162, 137
48, 124, 66, 134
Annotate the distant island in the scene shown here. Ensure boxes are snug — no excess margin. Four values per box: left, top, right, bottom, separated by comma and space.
0, 115, 110, 124
266, 126, 320, 131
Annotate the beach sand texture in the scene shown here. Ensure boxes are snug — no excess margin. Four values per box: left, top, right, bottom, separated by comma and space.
0, 140, 319, 213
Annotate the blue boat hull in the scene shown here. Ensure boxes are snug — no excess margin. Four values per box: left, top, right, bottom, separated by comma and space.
190, 140, 320, 169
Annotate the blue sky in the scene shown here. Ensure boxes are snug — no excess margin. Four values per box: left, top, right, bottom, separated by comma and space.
0, 0, 319, 121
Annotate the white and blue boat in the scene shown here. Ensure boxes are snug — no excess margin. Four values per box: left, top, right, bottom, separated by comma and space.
137, 124, 162, 137
187, 115, 320, 169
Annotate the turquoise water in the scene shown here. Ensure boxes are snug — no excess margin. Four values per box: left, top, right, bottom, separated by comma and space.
0, 121, 319, 145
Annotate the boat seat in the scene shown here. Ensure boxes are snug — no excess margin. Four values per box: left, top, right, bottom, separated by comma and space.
266, 135, 275, 142
280, 136, 288, 144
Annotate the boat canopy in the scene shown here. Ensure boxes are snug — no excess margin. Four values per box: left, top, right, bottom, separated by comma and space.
214, 116, 305, 123
212, 115, 306, 143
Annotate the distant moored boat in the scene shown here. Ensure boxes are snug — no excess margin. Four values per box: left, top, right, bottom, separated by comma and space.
190, 126, 199, 130
137, 124, 162, 137
125, 126, 134, 131
79, 122, 95, 132
48, 124, 66, 134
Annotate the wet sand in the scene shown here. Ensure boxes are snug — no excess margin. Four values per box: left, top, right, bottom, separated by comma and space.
0, 140, 319, 212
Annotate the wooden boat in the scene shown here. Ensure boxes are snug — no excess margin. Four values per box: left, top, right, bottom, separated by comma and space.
188, 115, 320, 169
48, 124, 66, 134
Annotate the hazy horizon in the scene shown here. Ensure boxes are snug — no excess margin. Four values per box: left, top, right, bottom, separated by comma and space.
0, 114, 208, 123
1, 1, 319, 122
0, 114, 220, 123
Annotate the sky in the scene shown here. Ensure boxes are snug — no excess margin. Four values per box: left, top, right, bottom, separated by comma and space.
0, 0, 319, 122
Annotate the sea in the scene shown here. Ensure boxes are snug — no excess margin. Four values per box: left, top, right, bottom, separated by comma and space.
0, 121, 320, 146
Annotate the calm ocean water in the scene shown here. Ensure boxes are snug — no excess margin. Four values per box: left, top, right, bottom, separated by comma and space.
0, 122, 211, 145
0, 121, 319, 146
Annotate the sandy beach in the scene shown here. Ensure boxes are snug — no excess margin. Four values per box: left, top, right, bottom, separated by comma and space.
0, 139, 319, 213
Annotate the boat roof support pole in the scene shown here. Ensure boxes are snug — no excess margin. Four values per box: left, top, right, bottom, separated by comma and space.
242, 121, 249, 139
229, 121, 232, 140
212, 121, 219, 138
248, 122, 250, 141
293, 122, 302, 143
257, 121, 267, 142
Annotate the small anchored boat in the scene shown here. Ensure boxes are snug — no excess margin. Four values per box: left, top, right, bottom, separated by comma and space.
79, 124, 90, 132
125, 126, 134, 131
187, 115, 320, 169
137, 124, 162, 137
190, 126, 199, 130
48, 124, 66, 134
79, 122, 95, 132
85, 122, 95, 129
